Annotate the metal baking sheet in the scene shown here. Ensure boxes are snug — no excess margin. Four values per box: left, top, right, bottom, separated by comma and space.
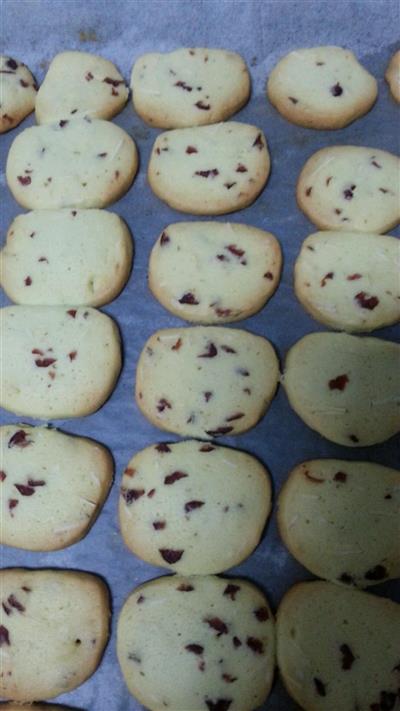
1, 1, 399, 709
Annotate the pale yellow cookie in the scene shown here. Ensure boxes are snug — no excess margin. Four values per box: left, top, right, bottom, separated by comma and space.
385, 49, 400, 102
0, 55, 37, 133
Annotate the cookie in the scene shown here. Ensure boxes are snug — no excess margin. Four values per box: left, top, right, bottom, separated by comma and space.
148, 222, 281, 323
277, 581, 400, 711
0, 55, 37, 133
135, 327, 279, 438
294, 231, 400, 332
0, 424, 113, 551
6, 117, 138, 210
35, 50, 129, 124
0, 568, 109, 701
297, 146, 400, 233
385, 50, 400, 103
1, 306, 121, 419
283, 332, 400, 446
148, 122, 270, 215
117, 574, 275, 711
278, 459, 400, 588
0, 209, 133, 306
267, 46, 377, 129
131, 47, 250, 128
119, 439, 271, 574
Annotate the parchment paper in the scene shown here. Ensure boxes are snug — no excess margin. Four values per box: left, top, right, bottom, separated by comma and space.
1, 1, 399, 709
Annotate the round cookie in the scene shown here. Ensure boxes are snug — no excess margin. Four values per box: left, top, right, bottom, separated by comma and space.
294, 231, 400, 332
0, 209, 133, 306
297, 146, 400, 234
148, 222, 281, 323
35, 50, 129, 124
148, 122, 270, 215
119, 440, 271, 574
117, 574, 275, 711
1, 306, 122, 419
131, 47, 250, 128
278, 459, 400, 587
283, 332, 400, 447
267, 46, 377, 129
0, 568, 109, 701
0, 424, 113, 551
385, 50, 400, 103
277, 581, 400, 711
6, 118, 138, 210
135, 327, 280, 439
0, 55, 37, 133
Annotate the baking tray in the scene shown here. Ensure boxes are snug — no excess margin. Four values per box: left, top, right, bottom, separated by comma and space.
1, 1, 399, 709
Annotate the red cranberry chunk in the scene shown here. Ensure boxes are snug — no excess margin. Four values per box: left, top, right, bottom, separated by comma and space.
331, 82, 343, 96
233, 636, 242, 648
194, 169, 219, 178
160, 231, 170, 245
195, 100, 211, 110
199, 444, 215, 452
121, 488, 145, 504
157, 398, 172, 412
164, 471, 188, 485
329, 374, 349, 391
8, 594, 25, 612
314, 677, 327, 696
8, 430, 31, 448
153, 520, 166, 530
17, 175, 31, 186
185, 643, 204, 654
253, 133, 263, 149
179, 292, 199, 305
184, 500, 204, 513
198, 342, 218, 358
186, 146, 198, 154
204, 617, 228, 636
364, 564, 387, 581
205, 426, 233, 437
340, 643, 355, 670
223, 584, 240, 600
0, 471, 6, 481
177, 583, 194, 591
175, 80, 192, 91
155, 443, 171, 453
254, 606, 269, 621
355, 292, 379, 310
205, 700, 232, 711
35, 357, 57, 367
0, 625, 10, 646
334, 471, 347, 482
15, 483, 35, 496
246, 636, 264, 654
159, 548, 184, 564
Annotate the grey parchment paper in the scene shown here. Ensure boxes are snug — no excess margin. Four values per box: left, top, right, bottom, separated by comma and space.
1, 1, 399, 709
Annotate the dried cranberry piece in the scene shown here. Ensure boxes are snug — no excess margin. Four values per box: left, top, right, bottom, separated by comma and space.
0, 626, 10, 646
289, 96, 298, 103
305, 187, 313, 196
339, 573, 354, 585
195, 100, 210, 110
349, 434, 359, 443
321, 271, 334, 287
6, 58, 18, 69
0, 471, 6, 481
160, 231, 170, 245
185, 643, 204, 654
15, 483, 35, 496
35, 357, 56, 367
155, 443, 171, 453
199, 444, 215, 452
194, 169, 219, 178
329, 374, 349, 391
175, 80, 192, 91
198, 342, 218, 358
253, 133, 263, 149
8, 594, 25, 612
186, 146, 198, 154
103, 76, 123, 87
67, 309, 77, 318
364, 564, 387, 581
334, 471, 347, 482
264, 271, 273, 280
215, 308, 232, 317
355, 292, 379, 310
236, 163, 247, 172
28, 479, 45, 487
171, 338, 182, 351
254, 606, 269, 621
223, 584, 240, 600
204, 617, 228, 636
68, 351, 77, 361
314, 678, 327, 696
164, 471, 188, 485
225, 412, 244, 422
246, 637, 264, 654
205, 426, 233, 437
85, 71, 94, 81
347, 273, 362, 280
2, 603, 10, 615
179, 292, 199, 305
8, 430, 31, 448
331, 82, 343, 96
343, 185, 356, 199
227, 244, 245, 258
24, 276, 32, 286
124, 467, 135, 478
157, 398, 172, 412
8, 499, 18, 514
17, 175, 31, 186
380, 691, 397, 710
185, 500, 204, 513
153, 520, 166, 530
222, 673, 237, 683
147, 488, 156, 498
340, 643, 355, 670
205, 700, 232, 711
232, 636, 242, 648
304, 470, 324, 483
177, 583, 194, 591
121, 488, 145, 504
159, 548, 184, 564
204, 391, 213, 402
59, 119, 68, 128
